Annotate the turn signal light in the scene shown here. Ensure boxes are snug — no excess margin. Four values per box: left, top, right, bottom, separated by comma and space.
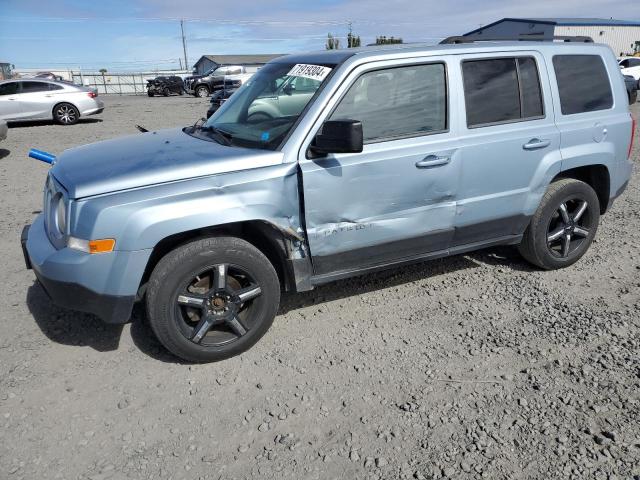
89, 239, 115, 253
68, 236, 115, 254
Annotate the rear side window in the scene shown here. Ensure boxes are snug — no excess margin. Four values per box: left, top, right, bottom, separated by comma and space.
330, 63, 447, 143
462, 57, 544, 127
20, 81, 50, 93
553, 55, 613, 115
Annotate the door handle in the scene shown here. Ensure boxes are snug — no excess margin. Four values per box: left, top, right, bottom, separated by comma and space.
523, 138, 551, 150
44, 94, 53, 97
415, 154, 450, 168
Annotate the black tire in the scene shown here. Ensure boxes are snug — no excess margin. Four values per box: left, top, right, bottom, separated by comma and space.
53, 102, 80, 125
195, 85, 209, 98
518, 178, 600, 270
163, 87, 170, 97
147, 90, 154, 97
146, 237, 280, 362
629, 89, 637, 105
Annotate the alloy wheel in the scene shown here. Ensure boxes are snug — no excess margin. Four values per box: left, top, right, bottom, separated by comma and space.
56, 105, 77, 124
174, 263, 262, 346
546, 198, 591, 258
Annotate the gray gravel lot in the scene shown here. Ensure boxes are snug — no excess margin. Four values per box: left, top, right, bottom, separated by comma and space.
0, 95, 639, 480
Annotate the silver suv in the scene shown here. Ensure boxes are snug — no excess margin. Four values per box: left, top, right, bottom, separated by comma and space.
22, 37, 635, 362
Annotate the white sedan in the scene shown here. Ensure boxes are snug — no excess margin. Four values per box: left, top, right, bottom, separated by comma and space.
0, 79, 104, 125
619, 57, 640, 85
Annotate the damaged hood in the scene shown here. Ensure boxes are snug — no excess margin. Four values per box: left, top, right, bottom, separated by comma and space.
51, 128, 283, 199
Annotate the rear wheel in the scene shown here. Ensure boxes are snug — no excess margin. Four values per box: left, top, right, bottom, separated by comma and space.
147, 90, 154, 97
53, 103, 80, 125
146, 237, 280, 362
519, 178, 600, 269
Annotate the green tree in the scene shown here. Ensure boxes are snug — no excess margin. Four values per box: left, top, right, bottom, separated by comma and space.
99, 68, 107, 75
375, 35, 403, 45
326, 33, 340, 50
347, 32, 361, 48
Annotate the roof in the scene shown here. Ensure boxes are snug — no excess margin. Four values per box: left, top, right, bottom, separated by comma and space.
271, 40, 607, 67
466, 17, 640, 36
193, 54, 284, 67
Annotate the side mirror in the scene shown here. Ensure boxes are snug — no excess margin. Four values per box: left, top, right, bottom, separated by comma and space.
310, 120, 363, 156
283, 83, 296, 95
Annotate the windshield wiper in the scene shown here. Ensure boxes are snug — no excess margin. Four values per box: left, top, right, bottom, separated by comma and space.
200, 125, 233, 146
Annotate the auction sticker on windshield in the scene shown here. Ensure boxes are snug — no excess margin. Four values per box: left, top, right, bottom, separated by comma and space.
287, 64, 332, 81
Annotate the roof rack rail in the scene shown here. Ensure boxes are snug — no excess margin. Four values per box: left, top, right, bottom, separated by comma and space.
440, 35, 594, 45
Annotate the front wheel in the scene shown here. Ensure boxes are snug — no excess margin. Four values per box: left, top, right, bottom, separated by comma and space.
163, 87, 170, 97
518, 178, 600, 270
195, 86, 209, 98
146, 237, 280, 362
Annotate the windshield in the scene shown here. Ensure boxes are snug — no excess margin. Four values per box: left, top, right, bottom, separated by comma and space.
202, 62, 333, 150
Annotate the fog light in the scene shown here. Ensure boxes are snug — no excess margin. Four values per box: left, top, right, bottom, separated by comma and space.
68, 236, 115, 254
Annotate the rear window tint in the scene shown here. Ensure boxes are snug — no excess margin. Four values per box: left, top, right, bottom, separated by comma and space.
462, 57, 544, 127
553, 55, 613, 115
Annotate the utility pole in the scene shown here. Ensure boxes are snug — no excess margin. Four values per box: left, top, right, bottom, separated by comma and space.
180, 19, 189, 72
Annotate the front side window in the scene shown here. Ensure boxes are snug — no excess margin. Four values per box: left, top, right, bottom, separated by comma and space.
553, 55, 613, 115
462, 57, 544, 127
330, 63, 447, 143
20, 81, 51, 93
0, 82, 18, 95
202, 62, 333, 150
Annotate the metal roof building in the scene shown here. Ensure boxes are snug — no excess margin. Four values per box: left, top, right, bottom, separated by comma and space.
192, 54, 284, 75
465, 18, 640, 55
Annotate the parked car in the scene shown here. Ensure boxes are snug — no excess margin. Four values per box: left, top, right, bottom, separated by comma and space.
206, 86, 239, 118
624, 74, 638, 104
34, 72, 64, 81
619, 56, 640, 84
147, 76, 185, 97
184, 65, 253, 97
0, 118, 6, 141
22, 38, 634, 362
0, 79, 103, 125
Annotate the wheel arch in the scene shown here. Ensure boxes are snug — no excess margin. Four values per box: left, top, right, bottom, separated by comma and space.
552, 164, 610, 214
138, 220, 301, 298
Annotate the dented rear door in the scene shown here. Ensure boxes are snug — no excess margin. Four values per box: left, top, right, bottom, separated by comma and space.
298, 57, 461, 276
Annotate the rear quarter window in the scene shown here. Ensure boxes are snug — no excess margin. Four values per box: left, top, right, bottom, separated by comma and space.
553, 55, 613, 115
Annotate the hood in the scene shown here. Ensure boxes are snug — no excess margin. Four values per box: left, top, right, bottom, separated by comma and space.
51, 128, 283, 199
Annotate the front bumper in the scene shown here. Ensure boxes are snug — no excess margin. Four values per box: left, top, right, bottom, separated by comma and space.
23, 215, 151, 324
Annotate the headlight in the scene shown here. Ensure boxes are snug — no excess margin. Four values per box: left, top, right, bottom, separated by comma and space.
55, 194, 66, 235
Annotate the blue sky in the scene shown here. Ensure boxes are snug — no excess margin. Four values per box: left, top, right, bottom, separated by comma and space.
1, 0, 639, 72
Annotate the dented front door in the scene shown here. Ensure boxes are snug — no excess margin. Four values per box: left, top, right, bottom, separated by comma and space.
299, 59, 461, 276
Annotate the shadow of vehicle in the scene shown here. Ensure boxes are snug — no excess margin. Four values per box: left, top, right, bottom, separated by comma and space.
0, 149, 9, 160
26, 245, 534, 360
8, 118, 103, 128
26, 281, 125, 352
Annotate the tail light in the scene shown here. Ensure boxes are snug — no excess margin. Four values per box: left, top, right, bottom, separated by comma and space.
629, 113, 636, 160
87, 91, 97, 98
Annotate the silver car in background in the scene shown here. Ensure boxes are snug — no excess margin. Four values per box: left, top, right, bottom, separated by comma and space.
0, 79, 104, 125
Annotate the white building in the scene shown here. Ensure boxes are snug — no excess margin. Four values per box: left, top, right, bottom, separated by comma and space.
464, 18, 640, 56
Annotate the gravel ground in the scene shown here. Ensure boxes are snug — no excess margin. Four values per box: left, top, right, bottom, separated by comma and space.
0, 95, 639, 480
